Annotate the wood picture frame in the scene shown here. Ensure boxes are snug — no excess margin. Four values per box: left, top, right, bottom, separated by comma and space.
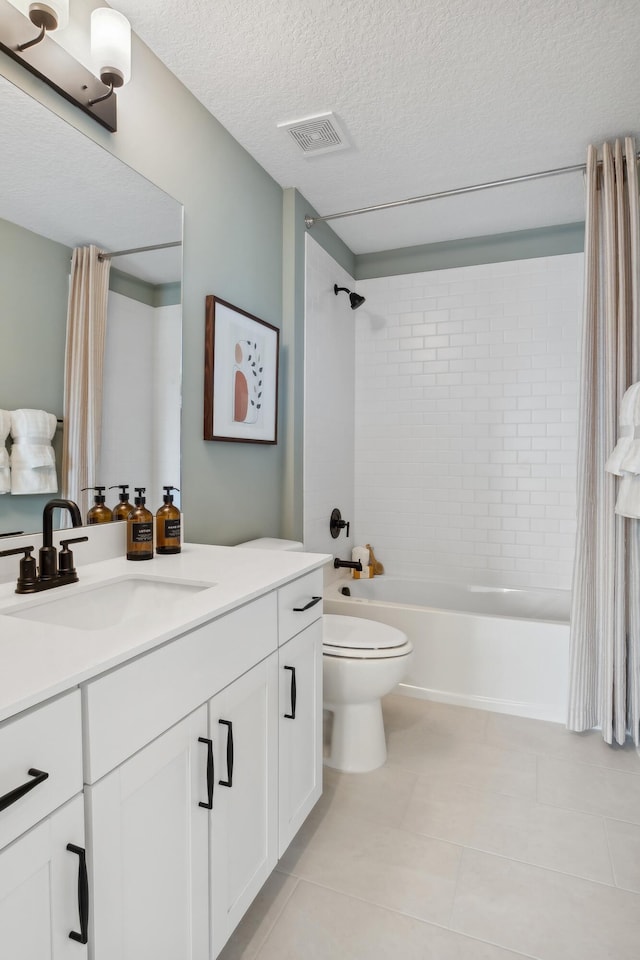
204, 296, 279, 444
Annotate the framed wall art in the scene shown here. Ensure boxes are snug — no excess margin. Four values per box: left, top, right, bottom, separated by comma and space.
204, 296, 279, 444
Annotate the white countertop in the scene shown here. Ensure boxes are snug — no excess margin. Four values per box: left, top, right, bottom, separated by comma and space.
0, 544, 330, 724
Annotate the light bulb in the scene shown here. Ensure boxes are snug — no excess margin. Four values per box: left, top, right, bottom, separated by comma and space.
91, 7, 131, 88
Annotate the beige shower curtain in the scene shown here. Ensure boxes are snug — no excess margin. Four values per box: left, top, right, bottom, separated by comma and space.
568, 138, 640, 745
61, 245, 111, 520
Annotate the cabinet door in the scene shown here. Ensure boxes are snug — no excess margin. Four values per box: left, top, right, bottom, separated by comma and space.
210, 654, 278, 958
278, 619, 323, 856
0, 794, 86, 960
86, 706, 209, 960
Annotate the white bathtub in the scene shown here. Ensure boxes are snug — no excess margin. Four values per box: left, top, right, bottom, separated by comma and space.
324, 577, 570, 722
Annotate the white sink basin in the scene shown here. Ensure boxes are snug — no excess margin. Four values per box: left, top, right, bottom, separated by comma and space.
5, 576, 215, 631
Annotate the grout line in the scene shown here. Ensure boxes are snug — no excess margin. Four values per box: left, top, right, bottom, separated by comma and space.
445, 843, 465, 929
297, 877, 541, 960
602, 818, 619, 889
241, 873, 300, 960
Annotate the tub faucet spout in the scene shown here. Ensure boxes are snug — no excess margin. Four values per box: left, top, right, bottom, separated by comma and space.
334, 557, 362, 571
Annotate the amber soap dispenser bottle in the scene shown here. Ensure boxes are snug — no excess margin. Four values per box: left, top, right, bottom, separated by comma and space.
110, 484, 133, 522
156, 485, 181, 555
82, 486, 113, 524
127, 487, 154, 560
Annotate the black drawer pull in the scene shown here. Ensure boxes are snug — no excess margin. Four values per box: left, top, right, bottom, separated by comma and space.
0, 768, 49, 813
218, 720, 234, 788
66, 844, 89, 945
284, 665, 297, 720
198, 737, 214, 809
293, 596, 322, 612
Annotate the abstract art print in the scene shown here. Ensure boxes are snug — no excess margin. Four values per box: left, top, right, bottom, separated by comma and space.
204, 296, 279, 443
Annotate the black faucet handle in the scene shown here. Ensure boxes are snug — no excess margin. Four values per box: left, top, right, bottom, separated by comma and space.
58, 536, 89, 576
0, 546, 37, 593
0, 545, 35, 558
60, 536, 89, 548
329, 508, 351, 539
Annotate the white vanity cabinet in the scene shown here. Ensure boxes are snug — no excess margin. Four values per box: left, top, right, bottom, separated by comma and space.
277, 569, 324, 857
1, 554, 327, 960
278, 618, 323, 856
0, 691, 86, 959
209, 653, 279, 957
86, 706, 209, 960
0, 794, 87, 960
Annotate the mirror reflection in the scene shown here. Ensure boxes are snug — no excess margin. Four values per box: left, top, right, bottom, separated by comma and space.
0, 75, 183, 536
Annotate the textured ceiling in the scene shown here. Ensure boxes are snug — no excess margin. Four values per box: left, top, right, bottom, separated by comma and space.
0, 76, 182, 283
113, 0, 640, 253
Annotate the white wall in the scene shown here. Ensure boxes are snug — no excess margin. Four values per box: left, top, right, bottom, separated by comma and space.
100, 293, 181, 513
353, 254, 583, 591
303, 236, 355, 558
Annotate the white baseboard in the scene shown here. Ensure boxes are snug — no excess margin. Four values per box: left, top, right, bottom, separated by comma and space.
395, 682, 567, 724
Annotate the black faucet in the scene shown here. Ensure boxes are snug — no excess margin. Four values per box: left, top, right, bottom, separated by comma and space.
39, 498, 83, 581
0, 499, 88, 594
334, 557, 363, 571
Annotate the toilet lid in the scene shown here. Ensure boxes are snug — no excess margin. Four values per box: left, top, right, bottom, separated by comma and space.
323, 614, 408, 651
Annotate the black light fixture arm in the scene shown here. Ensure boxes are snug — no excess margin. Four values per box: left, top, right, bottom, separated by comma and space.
17, 22, 45, 51
88, 82, 114, 106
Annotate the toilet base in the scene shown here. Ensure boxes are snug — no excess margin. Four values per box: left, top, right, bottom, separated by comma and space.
324, 698, 387, 773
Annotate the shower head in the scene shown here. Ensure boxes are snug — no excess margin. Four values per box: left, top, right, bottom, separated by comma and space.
334, 284, 366, 310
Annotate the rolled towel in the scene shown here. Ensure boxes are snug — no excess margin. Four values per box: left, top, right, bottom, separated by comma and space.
10, 409, 58, 495
615, 474, 640, 519
605, 382, 640, 476
0, 409, 9, 494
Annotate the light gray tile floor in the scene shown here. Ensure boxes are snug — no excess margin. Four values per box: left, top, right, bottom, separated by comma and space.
220, 695, 640, 960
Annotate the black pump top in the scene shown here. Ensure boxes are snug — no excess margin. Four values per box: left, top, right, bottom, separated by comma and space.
109, 484, 130, 502
82, 485, 106, 504
162, 485, 180, 504
134, 487, 146, 506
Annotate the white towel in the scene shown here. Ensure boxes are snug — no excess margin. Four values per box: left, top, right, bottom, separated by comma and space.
0, 410, 9, 494
605, 382, 640, 475
615, 474, 640, 519
10, 409, 58, 495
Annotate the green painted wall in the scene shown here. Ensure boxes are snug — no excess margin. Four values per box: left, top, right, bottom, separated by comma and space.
0, 0, 286, 546
281, 189, 355, 540
109, 269, 181, 308
354, 221, 585, 279
0, 217, 69, 536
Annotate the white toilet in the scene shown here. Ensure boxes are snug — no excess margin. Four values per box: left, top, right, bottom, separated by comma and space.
235, 538, 413, 774
323, 615, 412, 773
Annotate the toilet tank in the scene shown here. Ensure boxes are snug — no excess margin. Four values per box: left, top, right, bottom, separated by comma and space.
235, 538, 304, 551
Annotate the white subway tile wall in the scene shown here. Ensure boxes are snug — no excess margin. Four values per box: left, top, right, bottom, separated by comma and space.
354, 254, 583, 590
303, 236, 355, 556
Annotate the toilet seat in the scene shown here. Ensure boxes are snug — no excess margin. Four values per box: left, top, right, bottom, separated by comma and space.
323, 614, 412, 660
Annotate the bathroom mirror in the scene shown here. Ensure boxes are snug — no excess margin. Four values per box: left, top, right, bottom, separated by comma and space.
0, 74, 183, 535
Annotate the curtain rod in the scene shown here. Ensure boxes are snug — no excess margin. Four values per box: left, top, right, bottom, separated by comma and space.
304, 153, 640, 228
98, 240, 182, 261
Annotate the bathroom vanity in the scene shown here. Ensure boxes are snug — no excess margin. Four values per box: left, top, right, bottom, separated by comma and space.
0, 542, 328, 959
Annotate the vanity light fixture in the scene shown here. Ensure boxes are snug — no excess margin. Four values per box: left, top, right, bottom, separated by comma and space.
0, 0, 131, 131
16, 1, 68, 49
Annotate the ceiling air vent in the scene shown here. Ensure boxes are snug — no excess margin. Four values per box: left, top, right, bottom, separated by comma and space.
278, 112, 350, 157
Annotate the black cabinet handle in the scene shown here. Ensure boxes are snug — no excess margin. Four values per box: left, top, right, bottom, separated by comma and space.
66, 844, 89, 945
0, 767, 48, 813
218, 720, 234, 788
198, 737, 214, 809
284, 666, 297, 720
293, 596, 322, 612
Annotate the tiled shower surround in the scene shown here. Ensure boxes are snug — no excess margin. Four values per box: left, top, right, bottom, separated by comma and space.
354, 254, 583, 591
